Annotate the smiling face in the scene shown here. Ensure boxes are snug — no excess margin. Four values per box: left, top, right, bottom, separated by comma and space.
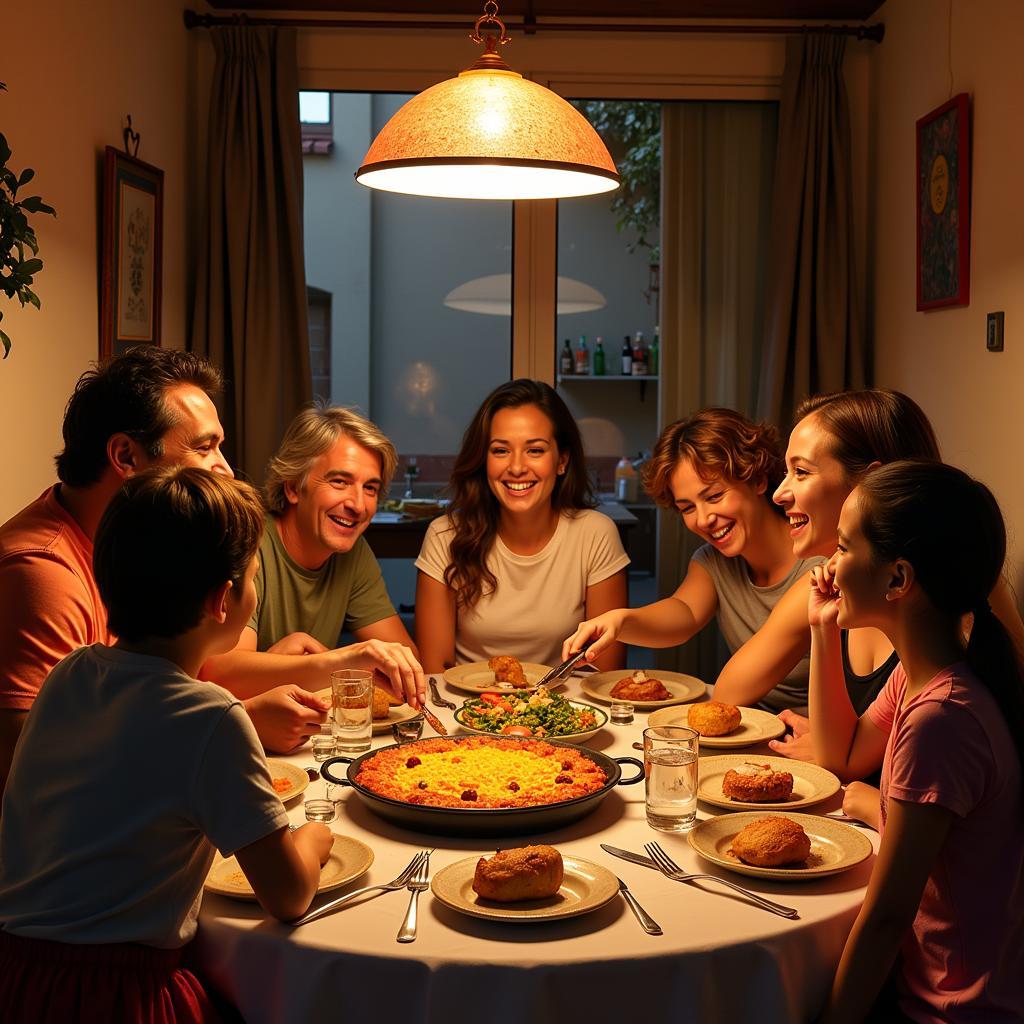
150, 384, 232, 477
828, 489, 893, 629
773, 414, 853, 559
669, 458, 766, 558
486, 404, 568, 519
283, 434, 383, 566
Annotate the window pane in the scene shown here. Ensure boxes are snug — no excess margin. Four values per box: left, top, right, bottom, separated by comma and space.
299, 91, 331, 124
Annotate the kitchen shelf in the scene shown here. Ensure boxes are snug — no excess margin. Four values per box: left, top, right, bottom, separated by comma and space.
557, 374, 659, 382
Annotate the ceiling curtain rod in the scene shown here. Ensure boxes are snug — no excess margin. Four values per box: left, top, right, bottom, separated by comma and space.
182, 10, 885, 43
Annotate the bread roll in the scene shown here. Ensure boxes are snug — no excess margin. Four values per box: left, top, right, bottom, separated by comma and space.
731, 816, 810, 867
472, 845, 564, 902
688, 700, 742, 736
722, 762, 794, 802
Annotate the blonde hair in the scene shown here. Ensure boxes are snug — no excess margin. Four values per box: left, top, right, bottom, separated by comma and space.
264, 404, 398, 514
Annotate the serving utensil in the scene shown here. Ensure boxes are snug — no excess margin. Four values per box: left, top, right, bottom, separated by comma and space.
420, 704, 449, 736
617, 877, 662, 935
534, 641, 594, 688
396, 850, 431, 943
428, 676, 457, 710
292, 850, 428, 927
644, 841, 798, 919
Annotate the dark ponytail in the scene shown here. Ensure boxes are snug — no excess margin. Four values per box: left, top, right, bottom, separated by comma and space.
859, 461, 1024, 778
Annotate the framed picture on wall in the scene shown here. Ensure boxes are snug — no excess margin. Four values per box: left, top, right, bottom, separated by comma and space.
916, 93, 970, 311
100, 146, 163, 357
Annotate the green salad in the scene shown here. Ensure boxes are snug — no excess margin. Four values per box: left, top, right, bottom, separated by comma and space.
458, 687, 601, 738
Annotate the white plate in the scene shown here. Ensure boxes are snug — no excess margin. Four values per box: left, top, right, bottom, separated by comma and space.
688, 811, 873, 880
697, 754, 841, 810
579, 670, 705, 708
431, 854, 619, 922
265, 759, 310, 803
444, 661, 556, 694
205, 834, 374, 899
648, 704, 786, 748
454, 698, 608, 744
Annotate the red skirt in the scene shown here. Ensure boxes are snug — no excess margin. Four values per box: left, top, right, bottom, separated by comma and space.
0, 930, 222, 1024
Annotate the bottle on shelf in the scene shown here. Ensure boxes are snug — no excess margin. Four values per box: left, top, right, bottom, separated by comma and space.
559, 338, 574, 376
632, 331, 648, 376
593, 336, 606, 376
649, 327, 660, 377
614, 455, 639, 503
574, 335, 590, 375
621, 336, 633, 376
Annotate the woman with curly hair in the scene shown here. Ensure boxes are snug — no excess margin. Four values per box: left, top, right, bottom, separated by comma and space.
415, 380, 629, 672
562, 407, 820, 712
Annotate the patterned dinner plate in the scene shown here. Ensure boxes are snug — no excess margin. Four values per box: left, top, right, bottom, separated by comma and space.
265, 759, 310, 803
431, 854, 618, 923
580, 669, 705, 709
697, 755, 841, 811
444, 662, 556, 694
688, 811, 873, 880
205, 834, 374, 900
648, 704, 786, 748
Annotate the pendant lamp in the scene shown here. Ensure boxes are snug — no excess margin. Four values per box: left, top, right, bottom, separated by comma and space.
355, 2, 620, 201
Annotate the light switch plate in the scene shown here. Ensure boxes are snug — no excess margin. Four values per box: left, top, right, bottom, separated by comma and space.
987, 311, 1005, 352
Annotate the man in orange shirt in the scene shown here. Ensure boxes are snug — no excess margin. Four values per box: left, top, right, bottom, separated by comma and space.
0, 347, 327, 795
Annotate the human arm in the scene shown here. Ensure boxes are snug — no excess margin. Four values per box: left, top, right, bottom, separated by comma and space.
822, 799, 954, 1024
581, 568, 629, 671
242, 686, 329, 754
0, 709, 28, 802
806, 564, 888, 781
202, 626, 424, 709
712, 577, 812, 706
234, 823, 334, 921
414, 571, 457, 674
562, 561, 719, 663
266, 632, 328, 657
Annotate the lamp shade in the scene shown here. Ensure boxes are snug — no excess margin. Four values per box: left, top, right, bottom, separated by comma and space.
444, 274, 606, 315
356, 67, 620, 201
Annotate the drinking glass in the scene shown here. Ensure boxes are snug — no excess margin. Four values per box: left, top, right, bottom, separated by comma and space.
310, 726, 336, 761
392, 717, 424, 744
330, 670, 374, 754
643, 725, 699, 832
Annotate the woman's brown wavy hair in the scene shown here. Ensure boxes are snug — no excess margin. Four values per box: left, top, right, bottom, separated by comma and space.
444, 379, 593, 609
643, 408, 785, 515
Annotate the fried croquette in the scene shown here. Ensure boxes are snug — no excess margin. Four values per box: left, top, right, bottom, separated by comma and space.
372, 685, 403, 720
610, 669, 672, 702
688, 700, 742, 736
731, 816, 810, 867
722, 762, 795, 802
488, 655, 528, 686
472, 845, 564, 902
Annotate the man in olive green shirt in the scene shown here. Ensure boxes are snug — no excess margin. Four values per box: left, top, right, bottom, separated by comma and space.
202, 407, 425, 708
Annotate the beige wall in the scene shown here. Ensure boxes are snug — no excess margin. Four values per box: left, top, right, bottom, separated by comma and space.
872, 0, 1024, 591
0, 0, 191, 521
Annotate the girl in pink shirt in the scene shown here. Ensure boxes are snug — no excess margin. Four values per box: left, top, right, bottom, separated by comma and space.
806, 461, 1024, 1023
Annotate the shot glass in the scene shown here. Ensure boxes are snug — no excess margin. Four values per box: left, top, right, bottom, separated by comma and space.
304, 797, 337, 823
330, 670, 374, 754
643, 725, 699, 832
310, 726, 336, 762
609, 701, 634, 725
392, 717, 424, 744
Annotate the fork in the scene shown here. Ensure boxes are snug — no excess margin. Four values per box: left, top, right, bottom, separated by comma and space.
396, 850, 431, 943
428, 677, 456, 710
291, 851, 427, 927
644, 842, 799, 919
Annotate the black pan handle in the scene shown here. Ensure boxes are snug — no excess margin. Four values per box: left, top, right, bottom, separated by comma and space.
613, 756, 645, 786
320, 756, 354, 787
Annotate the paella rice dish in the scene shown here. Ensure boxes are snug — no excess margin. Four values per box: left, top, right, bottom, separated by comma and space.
354, 736, 606, 808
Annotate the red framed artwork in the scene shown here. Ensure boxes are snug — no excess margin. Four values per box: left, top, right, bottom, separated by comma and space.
916, 93, 970, 311
100, 146, 163, 358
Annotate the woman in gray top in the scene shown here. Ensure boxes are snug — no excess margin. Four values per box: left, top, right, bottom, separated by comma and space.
563, 408, 820, 712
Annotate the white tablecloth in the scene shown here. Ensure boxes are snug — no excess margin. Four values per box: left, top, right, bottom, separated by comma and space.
196, 678, 877, 1024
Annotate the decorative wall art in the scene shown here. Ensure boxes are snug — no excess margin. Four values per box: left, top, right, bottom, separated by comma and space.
916, 93, 970, 311
100, 146, 163, 357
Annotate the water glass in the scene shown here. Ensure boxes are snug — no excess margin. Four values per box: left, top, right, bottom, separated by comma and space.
331, 670, 374, 754
310, 727, 336, 761
643, 725, 699, 832
304, 798, 337, 823
609, 701, 634, 725
392, 717, 424, 744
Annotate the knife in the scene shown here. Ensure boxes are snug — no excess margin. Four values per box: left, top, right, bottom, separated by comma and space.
601, 843, 659, 871
419, 704, 448, 736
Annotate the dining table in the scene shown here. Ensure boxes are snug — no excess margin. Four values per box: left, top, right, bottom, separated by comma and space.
195, 674, 878, 1024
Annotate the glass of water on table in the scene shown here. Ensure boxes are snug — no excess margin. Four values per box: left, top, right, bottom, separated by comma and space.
643, 725, 699, 832
330, 669, 374, 754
